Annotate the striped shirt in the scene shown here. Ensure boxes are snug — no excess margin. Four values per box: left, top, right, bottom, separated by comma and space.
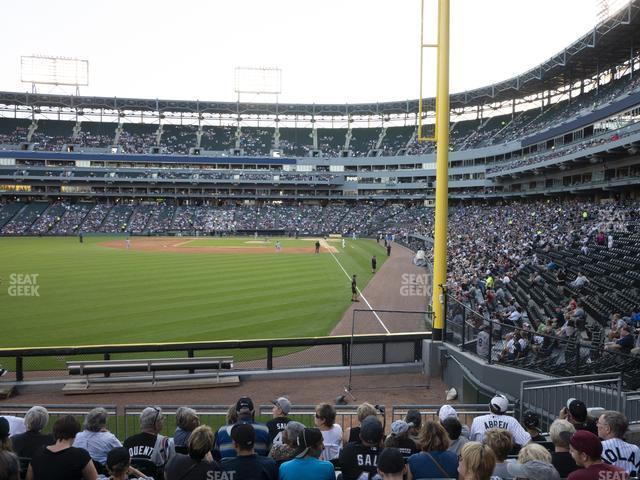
601, 438, 640, 476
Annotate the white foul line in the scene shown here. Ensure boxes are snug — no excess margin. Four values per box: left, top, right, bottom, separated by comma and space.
327, 249, 390, 334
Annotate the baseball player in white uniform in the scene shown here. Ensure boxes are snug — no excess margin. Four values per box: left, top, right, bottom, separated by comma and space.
598, 411, 640, 476
469, 394, 531, 446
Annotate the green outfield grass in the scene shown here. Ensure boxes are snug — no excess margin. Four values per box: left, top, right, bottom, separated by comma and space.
0, 236, 387, 348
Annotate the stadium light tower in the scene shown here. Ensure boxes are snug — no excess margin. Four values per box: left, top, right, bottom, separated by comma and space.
20, 55, 89, 95
419, 0, 450, 340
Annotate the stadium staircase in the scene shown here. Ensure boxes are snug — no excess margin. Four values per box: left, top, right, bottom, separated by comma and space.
0, 202, 26, 230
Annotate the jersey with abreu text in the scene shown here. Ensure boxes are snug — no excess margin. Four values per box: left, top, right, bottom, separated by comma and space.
469, 413, 532, 445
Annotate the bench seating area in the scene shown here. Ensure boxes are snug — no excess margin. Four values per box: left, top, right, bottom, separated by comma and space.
63, 356, 238, 394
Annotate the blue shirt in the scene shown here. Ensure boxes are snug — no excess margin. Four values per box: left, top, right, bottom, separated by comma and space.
279, 457, 335, 480
214, 420, 270, 459
408, 450, 459, 479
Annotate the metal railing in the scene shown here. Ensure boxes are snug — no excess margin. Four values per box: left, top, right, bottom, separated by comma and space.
520, 373, 625, 431
0, 331, 431, 382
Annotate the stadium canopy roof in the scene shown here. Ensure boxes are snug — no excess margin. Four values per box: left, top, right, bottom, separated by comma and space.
1, 1, 639, 117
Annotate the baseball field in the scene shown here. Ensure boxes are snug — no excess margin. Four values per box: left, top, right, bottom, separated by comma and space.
0, 236, 387, 348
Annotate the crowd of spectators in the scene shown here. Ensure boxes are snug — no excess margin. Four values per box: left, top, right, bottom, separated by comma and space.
1, 395, 638, 480
1, 71, 638, 159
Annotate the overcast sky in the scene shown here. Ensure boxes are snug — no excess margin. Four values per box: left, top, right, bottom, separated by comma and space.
0, 0, 614, 104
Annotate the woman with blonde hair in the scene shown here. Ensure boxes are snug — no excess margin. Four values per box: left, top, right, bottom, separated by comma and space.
506, 442, 560, 480
164, 425, 222, 480
344, 402, 377, 444
407, 420, 458, 479
458, 442, 496, 480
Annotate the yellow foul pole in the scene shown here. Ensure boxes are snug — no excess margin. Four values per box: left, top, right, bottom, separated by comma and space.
430, 0, 450, 340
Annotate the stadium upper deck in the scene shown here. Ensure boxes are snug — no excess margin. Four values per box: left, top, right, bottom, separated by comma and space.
0, 3, 639, 201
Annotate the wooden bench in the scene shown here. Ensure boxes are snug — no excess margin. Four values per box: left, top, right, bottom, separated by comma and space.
63, 356, 239, 394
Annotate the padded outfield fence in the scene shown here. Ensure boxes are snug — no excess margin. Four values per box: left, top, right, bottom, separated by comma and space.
0, 331, 431, 382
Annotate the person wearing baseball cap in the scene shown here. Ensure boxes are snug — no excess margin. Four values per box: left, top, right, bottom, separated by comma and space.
383, 420, 419, 458
105, 446, 151, 480
560, 398, 598, 436
438, 404, 470, 439
507, 459, 561, 480
568, 430, 625, 480
522, 411, 546, 441
469, 394, 531, 446
279, 428, 334, 480
220, 423, 278, 480
339, 416, 384, 480
267, 396, 292, 447
213, 396, 270, 460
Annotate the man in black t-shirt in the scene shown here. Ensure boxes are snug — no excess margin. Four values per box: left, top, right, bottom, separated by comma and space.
339, 416, 384, 480
123, 406, 172, 466
266, 397, 292, 446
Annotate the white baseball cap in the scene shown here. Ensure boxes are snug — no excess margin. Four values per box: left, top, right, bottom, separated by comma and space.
438, 404, 458, 422
490, 394, 509, 414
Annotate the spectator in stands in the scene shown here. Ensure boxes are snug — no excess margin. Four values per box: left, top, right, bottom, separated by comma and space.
0, 418, 11, 453
0, 450, 19, 480
0, 416, 24, 438
438, 404, 469, 437
268, 421, 305, 465
476, 325, 491, 359
457, 442, 496, 480
569, 272, 589, 290
376, 447, 407, 480
171, 407, 199, 449
441, 417, 468, 456
344, 402, 377, 444
560, 399, 598, 435
505, 443, 560, 480
123, 406, 172, 467
407, 420, 458, 479
548, 419, 578, 478
597, 411, 640, 476
164, 425, 222, 480
214, 397, 269, 460
221, 423, 277, 480
339, 416, 384, 480
470, 394, 531, 446
568, 430, 626, 480
484, 428, 514, 479
384, 420, 419, 458
104, 447, 150, 480
73, 407, 122, 467
278, 428, 335, 480
26, 415, 98, 480
226, 404, 238, 425
267, 397, 292, 446
313, 403, 342, 461
604, 325, 635, 354
7, 406, 53, 458
405, 409, 422, 445
522, 411, 546, 442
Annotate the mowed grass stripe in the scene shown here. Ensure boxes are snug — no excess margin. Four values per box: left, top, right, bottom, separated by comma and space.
0, 236, 379, 347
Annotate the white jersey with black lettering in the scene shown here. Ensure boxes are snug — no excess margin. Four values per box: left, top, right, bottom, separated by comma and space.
469, 413, 532, 445
601, 438, 640, 476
